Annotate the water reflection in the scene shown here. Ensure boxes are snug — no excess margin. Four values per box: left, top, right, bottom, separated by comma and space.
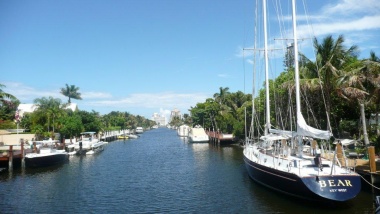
0, 128, 377, 213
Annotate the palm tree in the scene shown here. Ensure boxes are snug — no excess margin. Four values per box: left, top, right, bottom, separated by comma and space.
0, 84, 19, 121
60, 84, 82, 103
33, 97, 65, 133
213, 87, 230, 105
0, 84, 17, 104
299, 35, 358, 131
336, 54, 380, 144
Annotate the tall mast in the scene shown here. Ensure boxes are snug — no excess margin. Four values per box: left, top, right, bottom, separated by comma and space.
263, 0, 270, 135
291, 0, 301, 116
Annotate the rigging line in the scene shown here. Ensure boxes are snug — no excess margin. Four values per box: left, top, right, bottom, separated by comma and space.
250, 0, 260, 140
301, 0, 332, 134
243, 50, 246, 94
300, 86, 321, 129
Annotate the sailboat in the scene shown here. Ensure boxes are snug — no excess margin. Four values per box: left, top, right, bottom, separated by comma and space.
243, 0, 361, 202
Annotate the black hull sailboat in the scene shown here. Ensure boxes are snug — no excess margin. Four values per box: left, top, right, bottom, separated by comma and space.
243, 0, 361, 203
244, 155, 361, 202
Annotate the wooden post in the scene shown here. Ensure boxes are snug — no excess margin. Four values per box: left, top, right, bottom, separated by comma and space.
336, 143, 343, 166
369, 146, 376, 173
8, 145, 13, 172
21, 138, 25, 168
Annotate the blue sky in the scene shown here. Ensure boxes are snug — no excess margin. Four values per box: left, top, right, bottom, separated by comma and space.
1, 0, 379, 120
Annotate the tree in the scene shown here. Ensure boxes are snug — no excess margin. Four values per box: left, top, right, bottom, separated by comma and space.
33, 96, 66, 133
60, 84, 82, 103
0, 84, 17, 103
0, 84, 19, 122
213, 87, 230, 105
77, 110, 103, 133
336, 54, 380, 144
59, 114, 84, 141
299, 35, 358, 133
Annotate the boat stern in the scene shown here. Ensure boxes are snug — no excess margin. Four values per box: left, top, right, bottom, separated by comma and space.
302, 174, 361, 202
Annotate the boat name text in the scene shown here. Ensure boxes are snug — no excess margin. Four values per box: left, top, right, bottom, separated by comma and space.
319, 179, 352, 188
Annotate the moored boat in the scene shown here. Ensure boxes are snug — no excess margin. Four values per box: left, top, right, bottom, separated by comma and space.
135, 127, 144, 134
189, 125, 209, 143
86, 141, 106, 155
25, 147, 68, 168
243, 0, 361, 203
72, 132, 106, 155
177, 125, 190, 137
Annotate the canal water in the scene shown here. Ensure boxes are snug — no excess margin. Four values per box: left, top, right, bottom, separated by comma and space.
0, 128, 376, 213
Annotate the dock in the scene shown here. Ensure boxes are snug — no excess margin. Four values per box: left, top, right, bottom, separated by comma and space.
0, 129, 136, 172
206, 130, 235, 145
351, 159, 380, 190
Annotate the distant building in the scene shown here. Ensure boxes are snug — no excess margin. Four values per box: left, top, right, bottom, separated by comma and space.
170, 108, 181, 123
151, 113, 166, 126
17, 103, 78, 118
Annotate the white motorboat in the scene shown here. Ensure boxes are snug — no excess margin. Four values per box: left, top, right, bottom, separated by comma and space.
72, 132, 106, 155
86, 141, 106, 155
177, 125, 190, 137
25, 146, 68, 168
135, 127, 144, 134
189, 125, 209, 143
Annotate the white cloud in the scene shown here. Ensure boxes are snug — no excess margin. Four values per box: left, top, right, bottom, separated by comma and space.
298, 15, 380, 38
88, 92, 208, 110
4, 82, 210, 118
322, 0, 380, 16
4, 82, 61, 102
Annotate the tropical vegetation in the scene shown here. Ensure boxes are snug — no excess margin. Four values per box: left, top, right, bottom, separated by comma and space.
0, 84, 156, 140
189, 35, 380, 152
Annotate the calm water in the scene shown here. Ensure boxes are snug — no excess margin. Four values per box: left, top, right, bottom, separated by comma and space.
0, 128, 376, 213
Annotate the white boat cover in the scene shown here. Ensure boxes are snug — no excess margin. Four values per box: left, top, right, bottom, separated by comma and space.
269, 128, 295, 138
296, 112, 331, 140
260, 134, 288, 141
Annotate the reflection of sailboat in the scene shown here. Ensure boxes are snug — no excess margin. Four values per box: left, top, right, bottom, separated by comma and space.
243, 0, 361, 202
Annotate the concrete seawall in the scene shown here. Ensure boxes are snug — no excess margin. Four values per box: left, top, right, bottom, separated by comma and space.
0, 133, 35, 147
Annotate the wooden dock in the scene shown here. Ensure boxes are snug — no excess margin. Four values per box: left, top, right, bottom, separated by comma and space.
351, 160, 380, 190
206, 131, 235, 145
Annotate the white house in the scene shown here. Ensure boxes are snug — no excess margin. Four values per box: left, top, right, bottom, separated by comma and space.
17, 103, 78, 118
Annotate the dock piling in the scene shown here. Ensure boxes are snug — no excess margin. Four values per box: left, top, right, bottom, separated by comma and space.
8, 145, 13, 172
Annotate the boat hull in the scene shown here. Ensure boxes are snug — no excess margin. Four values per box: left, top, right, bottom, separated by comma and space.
243, 155, 361, 202
25, 153, 69, 168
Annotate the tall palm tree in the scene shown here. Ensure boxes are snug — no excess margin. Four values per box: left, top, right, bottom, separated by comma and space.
299, 35, 358, 131
213, 87, 230, 105
60, 84, 82, 103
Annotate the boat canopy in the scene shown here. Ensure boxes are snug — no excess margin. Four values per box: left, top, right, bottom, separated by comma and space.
296, 112, 332, 140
